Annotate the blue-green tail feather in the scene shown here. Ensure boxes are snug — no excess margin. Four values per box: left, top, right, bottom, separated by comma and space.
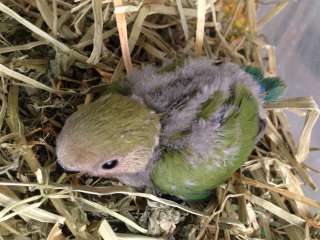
244, 66, 286, 102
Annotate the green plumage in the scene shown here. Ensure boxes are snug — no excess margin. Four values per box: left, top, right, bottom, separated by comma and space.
151, 82, 260, 200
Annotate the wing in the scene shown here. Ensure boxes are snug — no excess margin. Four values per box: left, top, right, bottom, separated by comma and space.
151, 82, 261, 200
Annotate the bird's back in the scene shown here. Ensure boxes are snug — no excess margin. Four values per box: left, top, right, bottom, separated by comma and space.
128, 58, 282, 200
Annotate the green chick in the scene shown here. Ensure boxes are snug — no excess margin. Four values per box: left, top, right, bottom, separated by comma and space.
56, 58, 285, 200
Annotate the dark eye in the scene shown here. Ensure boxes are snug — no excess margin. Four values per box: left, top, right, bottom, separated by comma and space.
101, 159, 118, 170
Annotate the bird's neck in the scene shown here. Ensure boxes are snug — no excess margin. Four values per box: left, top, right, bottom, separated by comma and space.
117, 148, 159, 188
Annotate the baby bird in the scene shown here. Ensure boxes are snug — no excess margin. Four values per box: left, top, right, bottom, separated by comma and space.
56, 58, 285, 200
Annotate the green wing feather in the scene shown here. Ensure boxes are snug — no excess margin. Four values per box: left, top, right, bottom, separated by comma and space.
151, 82, 260, 200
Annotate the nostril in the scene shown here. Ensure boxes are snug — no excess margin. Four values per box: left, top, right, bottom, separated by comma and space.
101, 159, 118, 170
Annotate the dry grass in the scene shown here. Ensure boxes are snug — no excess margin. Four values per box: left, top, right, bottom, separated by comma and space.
0, 0, 319, 239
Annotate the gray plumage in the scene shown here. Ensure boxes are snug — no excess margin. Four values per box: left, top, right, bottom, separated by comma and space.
128, 58, 264, 165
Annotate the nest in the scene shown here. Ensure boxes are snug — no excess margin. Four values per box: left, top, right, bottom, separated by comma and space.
0, 0, 319, 239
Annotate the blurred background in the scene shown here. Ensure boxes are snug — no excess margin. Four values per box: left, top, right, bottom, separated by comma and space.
261, 0, 320, 200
